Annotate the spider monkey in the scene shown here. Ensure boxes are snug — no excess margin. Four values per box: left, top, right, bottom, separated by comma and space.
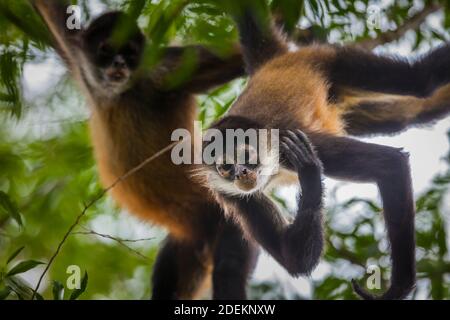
198, 1, 450, 300
31, 0, 259, 300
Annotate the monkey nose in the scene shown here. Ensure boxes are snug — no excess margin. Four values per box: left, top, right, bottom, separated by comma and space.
113, 57, 126, 68
235, 168, 248, 180
114, 61, 125, 68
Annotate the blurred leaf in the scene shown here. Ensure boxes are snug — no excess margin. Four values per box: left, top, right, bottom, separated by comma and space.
69, 271, 88, 300
0, 287, 12, 300
0, 191, 22, 227
7, 260, 44, 277
4, 276, 34, 300
35, 292, 45, 300
52, 281, 64, 300
6, 246, 25, 264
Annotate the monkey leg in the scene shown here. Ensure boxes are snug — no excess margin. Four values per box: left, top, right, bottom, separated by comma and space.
151, 235, 212, 300
310, 133, 416, 300
212, 219, 259, 300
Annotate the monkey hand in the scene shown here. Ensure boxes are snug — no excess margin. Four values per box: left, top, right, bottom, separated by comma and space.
281, 129, 323, 208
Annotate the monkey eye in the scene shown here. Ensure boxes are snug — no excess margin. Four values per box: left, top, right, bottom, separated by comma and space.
216, 163, 235, 179
122, 43, 138, 56
98, 42, 114, 56
218, 164, 233, 171
246, 163, 258, 170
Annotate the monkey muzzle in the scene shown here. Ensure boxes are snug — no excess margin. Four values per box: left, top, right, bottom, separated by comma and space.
106, 68, 129, 83
216, 163, 258, 192
233, 165, 258, 192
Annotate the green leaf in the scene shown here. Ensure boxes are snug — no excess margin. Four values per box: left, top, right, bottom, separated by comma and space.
52, 281, 65, 300
6, 246, 25, 265
0, 191, 22, 226
69, 271, 88, 300
35, 292, 45, 300
0, 287, 11, 300
4, 276, 34, 300
7, 260, 44, 277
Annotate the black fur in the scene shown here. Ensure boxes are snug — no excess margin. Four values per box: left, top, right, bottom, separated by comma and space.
231, 3, 287, 74
212, 221, 259, 299
329, 44, 450, 97
152, 236, 210, 300
82, 12, 145, 70
217, 129, 325, 276
152, 217, 256, 300
309, 133, 416, 299
223, 1, 426, 300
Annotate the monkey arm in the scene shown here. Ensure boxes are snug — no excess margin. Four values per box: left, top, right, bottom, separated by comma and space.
32, 0, 82, 69
217, 130, 324, 276
328, 44, 450, 98
225, 0, 288, 74
169, 45, 246, 94
309, 133, 416, 300
219, 191, 323, 276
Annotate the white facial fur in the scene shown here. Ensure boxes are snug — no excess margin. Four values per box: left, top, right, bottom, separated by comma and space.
206, 150, 279, 197
80, 55, 132, 98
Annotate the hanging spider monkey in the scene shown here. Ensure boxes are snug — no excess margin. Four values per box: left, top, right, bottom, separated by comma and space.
31, 0, 261, 300
197, 1, 450, 300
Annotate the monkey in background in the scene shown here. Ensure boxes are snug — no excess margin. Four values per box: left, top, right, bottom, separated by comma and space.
32, 0, 259, 300
197, 1, 450, 300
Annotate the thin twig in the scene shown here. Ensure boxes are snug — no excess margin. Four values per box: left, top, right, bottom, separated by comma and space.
78, 225, 155, 243
31, 141, 178, 300
326, 239, 366, 268
72, 228, 153, 261
73, 225, 154, 260
359, 3, 443, 50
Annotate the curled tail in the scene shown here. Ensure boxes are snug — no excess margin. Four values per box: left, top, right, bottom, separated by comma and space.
338, 84, 450, 136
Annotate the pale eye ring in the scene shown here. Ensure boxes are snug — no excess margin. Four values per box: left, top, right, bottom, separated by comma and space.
216, 163, 235, 179
219, 164, 233, 171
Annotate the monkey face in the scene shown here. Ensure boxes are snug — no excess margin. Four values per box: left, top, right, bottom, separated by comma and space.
212, 143, 268, 194
216, 163, 259, 192
82, 12, 145, 94
96, 40, 142, 82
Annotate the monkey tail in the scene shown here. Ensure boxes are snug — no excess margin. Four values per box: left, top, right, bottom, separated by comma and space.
340, 84, 450, 137
351, 279, 415, 300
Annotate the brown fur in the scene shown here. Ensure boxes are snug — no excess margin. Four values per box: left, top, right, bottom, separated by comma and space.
33, 0, 252, 300
32, 0, 245, 243
90, 98, 210, 240
229, 47, 344, 135
338, 84, 450, 136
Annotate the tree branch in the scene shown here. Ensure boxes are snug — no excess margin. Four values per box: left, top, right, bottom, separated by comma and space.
326, 239, 366, 268
358, 2, 443, 50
